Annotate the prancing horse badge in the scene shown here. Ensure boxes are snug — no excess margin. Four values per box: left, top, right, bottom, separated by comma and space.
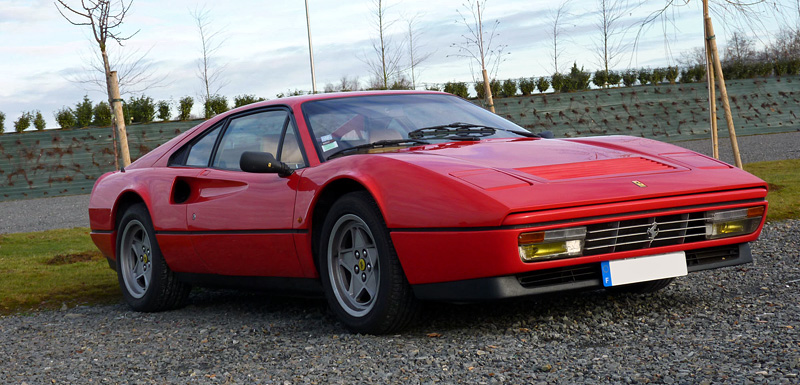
632, 180, 647, 188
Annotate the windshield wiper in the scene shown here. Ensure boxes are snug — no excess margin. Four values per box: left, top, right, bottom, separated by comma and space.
408, 122, 539, 140
327, 139, 429, 160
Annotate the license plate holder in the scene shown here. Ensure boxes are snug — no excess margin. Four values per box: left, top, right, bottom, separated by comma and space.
601, 251, 688, 287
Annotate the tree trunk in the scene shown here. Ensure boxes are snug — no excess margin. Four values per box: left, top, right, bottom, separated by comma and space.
100, 49, 121, 169
377, 0, 388, 89
703, 13, 719, 160
477, 1, 495, 113
482, 68, 495, 113
106, 67, 131, 167
703, 6, 742, 168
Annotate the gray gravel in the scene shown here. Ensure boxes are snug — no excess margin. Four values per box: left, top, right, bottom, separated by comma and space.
1, 220, 799, 384
0, 194, 90, 234
675, 131, 800, 165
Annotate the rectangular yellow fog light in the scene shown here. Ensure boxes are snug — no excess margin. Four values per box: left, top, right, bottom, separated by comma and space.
518, 227, 585, 262
706, 207, 764, 239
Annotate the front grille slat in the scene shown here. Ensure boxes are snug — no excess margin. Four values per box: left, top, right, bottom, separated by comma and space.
586, 225, 705, 243
585, 234, 704, 251
587, 218, 704, 234
583, 212, 707, 255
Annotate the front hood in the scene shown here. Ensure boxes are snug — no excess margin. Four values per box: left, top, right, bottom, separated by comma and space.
386, 136, 767, 215
405, 136, 691, 170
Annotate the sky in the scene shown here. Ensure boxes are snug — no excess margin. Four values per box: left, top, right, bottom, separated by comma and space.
0, 0, 792, 129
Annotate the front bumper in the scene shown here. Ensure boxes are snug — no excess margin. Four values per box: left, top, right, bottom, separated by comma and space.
390, 189, 766, 287
412, 243, 752, 301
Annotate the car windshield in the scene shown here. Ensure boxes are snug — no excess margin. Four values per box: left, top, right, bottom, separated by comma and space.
302, 93, 532, 160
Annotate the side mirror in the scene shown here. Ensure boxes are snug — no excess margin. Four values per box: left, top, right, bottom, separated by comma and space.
240, 151, 294, 177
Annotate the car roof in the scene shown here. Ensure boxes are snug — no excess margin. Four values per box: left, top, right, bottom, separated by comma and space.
242, 90, 452, 109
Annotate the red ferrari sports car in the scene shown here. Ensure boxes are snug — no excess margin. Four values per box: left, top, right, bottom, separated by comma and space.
89, 91, 767, 334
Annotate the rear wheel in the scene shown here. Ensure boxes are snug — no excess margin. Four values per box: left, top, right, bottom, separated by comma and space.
609, 278, 674, 294
116, 203, 190, 311
319, 192, 418, 334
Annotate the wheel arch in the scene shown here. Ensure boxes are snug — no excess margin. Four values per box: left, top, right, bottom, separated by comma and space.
113, 191, 149, 229
108, 191, 151, 260
309, 178, 376, 274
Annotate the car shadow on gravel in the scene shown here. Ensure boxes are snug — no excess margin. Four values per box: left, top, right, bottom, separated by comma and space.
173, 285, 708, 335
178, 288, 339, 328
408, 287, 707, 334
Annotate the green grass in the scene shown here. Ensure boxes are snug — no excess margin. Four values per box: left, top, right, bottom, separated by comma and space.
745, 159, 800, 221
0, 158, 796, 315
0, 227, 119, 315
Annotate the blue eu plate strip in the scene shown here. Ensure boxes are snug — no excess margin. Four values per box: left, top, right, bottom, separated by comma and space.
601, 261, 612, 287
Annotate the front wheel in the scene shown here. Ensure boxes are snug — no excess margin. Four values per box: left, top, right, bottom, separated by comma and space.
116, 203, 190, 311
319, 192, 418, 334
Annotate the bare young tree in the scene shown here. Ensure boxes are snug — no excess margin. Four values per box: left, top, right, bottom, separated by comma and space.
678, 46, 708, 68
547, 0, 573, 74
323, 76, 361, 93
363, 0, 405, 90
593, 0, 636, 79
69, 44, 169, 95
723, 30, 756, 63
637, 1, 783, 59
769, 28, 800, 60
632, 1, 786, 168
191, 5, 228, 118
451, 0, 508, 112
55, 0, 136, 167
405, 13, 433, 89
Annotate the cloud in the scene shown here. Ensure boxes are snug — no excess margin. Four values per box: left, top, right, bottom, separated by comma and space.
0, 0, 53, 24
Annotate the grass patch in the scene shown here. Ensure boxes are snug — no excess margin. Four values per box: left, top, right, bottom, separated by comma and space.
745, 159, 800, 221
0, 227, 119, 315
44, 250, 105, 265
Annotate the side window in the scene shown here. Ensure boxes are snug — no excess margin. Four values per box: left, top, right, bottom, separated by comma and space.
279, 127, 305, 169
212, 110, 291, 171
180, 124, 222, 167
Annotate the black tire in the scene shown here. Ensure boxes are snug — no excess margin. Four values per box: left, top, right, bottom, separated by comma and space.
319, 191, 419, 334
609, 278, 674, 294
116, 203, 190, 312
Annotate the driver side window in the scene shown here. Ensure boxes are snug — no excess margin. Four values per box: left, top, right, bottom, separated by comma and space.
212, 109, 306, 171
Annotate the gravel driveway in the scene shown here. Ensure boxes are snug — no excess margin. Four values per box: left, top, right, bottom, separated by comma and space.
1, 220, 798, 383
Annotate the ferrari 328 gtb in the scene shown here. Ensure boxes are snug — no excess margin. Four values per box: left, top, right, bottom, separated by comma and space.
89, 91, 767, 333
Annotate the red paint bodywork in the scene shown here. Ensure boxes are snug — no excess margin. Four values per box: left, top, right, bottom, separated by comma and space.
89, 91, 768, 289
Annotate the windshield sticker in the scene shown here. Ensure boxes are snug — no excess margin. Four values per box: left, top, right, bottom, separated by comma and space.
321, 134, 333, 143
321, 140, 339, 152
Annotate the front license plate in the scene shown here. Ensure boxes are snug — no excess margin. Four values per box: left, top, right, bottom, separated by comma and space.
601, 251, 688, 287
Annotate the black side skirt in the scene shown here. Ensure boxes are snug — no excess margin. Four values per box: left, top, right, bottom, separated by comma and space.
175, 273, 323, 296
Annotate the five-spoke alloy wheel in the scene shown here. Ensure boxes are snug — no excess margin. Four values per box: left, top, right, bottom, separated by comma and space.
320, 192, 418, 334
327, 214, 381, 317
116, 203, 190, 312
119, 219, 153, 299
